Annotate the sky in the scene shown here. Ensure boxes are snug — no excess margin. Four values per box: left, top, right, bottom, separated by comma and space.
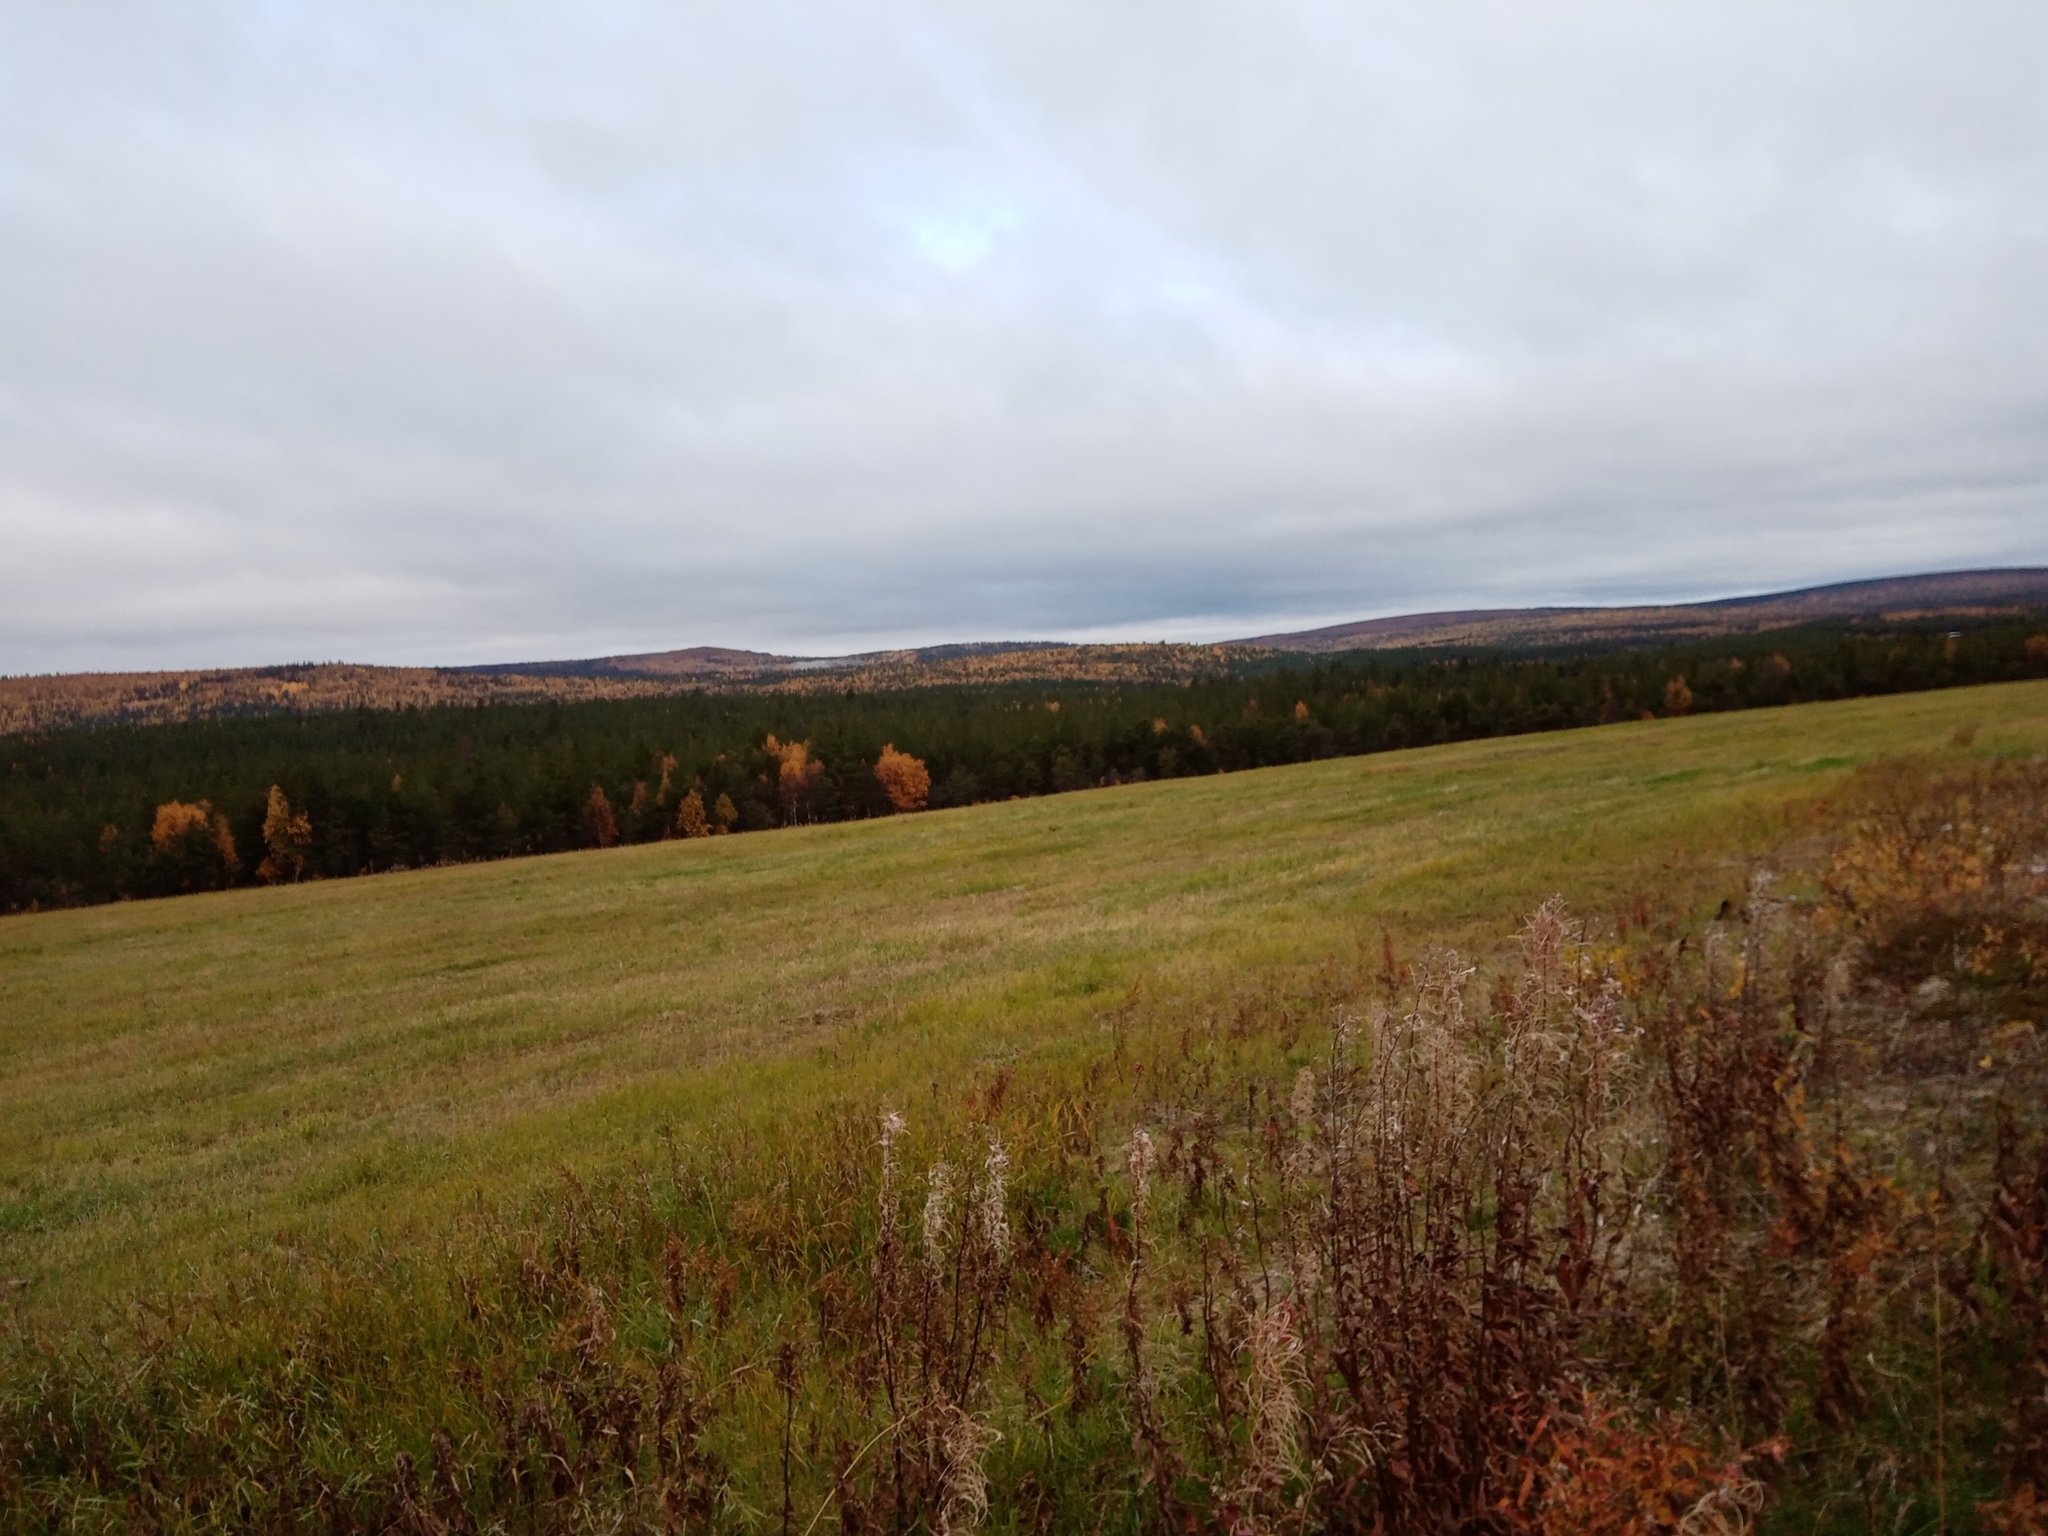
3, 3, 2046, 673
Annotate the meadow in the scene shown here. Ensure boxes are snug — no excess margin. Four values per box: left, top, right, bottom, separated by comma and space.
4, 681, 2047, 1532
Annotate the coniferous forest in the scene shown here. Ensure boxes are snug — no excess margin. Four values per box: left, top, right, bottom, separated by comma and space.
4, 616, 2046, 913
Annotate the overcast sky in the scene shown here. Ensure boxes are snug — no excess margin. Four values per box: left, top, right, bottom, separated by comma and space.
3, 3, 2045, 672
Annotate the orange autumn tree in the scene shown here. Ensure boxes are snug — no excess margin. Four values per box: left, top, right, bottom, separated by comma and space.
149, 799, 241, 892
675, 787, 711, 839
151, 800, 238, 867
152, 800, 209, 849
765, 735, 824, 825
256, 785, 312, 882
873, 744, 931, 813
582, 784, 619, 848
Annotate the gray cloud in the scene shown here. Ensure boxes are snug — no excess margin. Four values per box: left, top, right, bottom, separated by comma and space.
3, 1, 2045, 671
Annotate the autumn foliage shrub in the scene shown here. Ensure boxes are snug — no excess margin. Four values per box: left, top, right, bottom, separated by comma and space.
1820, 757, 2048, 1012
1981, 1116, 2048, 1532
1515, 1392, 1772, 1536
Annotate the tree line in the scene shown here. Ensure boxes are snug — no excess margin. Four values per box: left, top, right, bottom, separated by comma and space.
4, 616, 2045, 912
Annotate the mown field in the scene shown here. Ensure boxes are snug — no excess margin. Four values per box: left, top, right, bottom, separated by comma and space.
4, 681, 2048, 1533
5, 682, 2032, 1302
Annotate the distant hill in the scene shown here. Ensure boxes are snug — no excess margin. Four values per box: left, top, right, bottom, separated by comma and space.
463, 645, 791, 679
1231, 567, 2048, 652
3, 567, 2044, 734
473, 568, 2048, 680
459, 640, 1070, 681
0, 645, 1257, 735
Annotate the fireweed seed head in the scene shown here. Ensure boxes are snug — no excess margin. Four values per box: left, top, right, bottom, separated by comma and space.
1290, 1067, 1316, 1129
981, 1141, 1011, 1260
1128, 1128, 1155, 1224
922, 1162, 954, 1273
877, 1110, 909, 1250
938, 1404, 1000, 1535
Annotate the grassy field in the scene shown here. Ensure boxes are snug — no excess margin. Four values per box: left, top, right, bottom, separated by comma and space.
4, 680, 2044, 1314
4, 681, 2048, 1533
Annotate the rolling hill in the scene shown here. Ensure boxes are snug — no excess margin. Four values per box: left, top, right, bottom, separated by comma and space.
4, 566, 2043, 734
1230, 564, 2048, 650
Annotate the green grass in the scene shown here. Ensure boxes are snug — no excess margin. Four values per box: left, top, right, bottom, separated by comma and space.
4, 681, 2046, 1317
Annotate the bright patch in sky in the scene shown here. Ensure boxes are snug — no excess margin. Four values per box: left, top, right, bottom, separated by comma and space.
905, 202, 1018, 271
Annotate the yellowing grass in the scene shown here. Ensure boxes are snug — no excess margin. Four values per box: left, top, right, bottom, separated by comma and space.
3, 681, 2045, 1312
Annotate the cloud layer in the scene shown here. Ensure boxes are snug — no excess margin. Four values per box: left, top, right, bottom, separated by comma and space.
3, 2, 2045, 670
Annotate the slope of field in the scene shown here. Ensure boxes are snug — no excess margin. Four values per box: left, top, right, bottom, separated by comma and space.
4, 681, 2044, 1312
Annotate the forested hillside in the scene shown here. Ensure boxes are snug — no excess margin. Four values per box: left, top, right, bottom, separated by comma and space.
0, 644, 1264, 736
4, 616, 2045, 912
